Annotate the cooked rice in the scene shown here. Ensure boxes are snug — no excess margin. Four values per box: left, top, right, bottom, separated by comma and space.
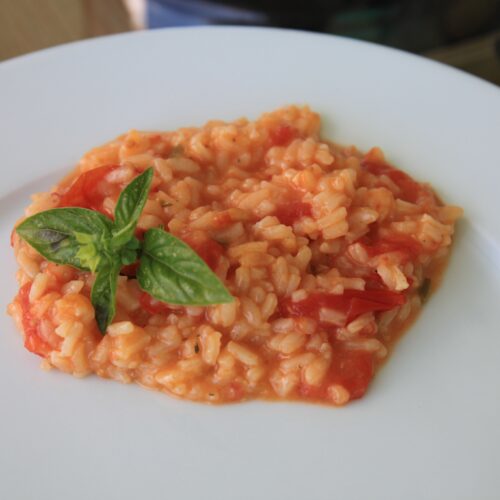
8, 106, 462, 405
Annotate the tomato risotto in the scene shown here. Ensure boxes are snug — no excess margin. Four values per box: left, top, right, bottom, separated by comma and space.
8, 106, 462, 405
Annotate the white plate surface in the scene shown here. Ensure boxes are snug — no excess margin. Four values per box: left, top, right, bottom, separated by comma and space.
0, 27, 499, 500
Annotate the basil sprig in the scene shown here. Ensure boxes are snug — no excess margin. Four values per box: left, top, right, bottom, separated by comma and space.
16, 167, 233, 333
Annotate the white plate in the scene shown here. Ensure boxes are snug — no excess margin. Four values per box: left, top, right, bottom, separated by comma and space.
1, 27, 499, 500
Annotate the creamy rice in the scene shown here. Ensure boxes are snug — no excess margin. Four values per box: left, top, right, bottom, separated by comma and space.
8, 106, 462, 405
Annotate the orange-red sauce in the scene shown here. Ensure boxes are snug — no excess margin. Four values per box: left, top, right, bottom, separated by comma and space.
14, 143, 454, 405
18, 282, 51, 357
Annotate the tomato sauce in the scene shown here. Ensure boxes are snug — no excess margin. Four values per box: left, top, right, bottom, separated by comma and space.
9, 107, 460, 407
226, 382, 245, 402
279, 289, 406, 401
275, 201, 312, 226
327, 350, 374, 400
120, 262, 139, 278
269, 124, 298, 146
139, 292, 174, 315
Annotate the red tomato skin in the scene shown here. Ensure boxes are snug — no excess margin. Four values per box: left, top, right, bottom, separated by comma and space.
58, 165, 121, 213
280, 289, 405, 324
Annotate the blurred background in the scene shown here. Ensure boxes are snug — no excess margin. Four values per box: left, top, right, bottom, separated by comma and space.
0, 0, 498, 84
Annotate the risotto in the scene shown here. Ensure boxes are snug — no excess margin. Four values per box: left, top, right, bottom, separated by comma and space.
8, 106, 462, 405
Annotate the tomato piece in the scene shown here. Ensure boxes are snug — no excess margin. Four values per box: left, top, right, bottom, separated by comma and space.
182, 234, 224, 272
347, 298, 381, 319
121, 262, 139, 277
134, 226, 147, 240
275, 201, 312, 226
280, 293, 345, 318
364, 271, 385, 291
362, 156, 430, 204
139, 292, 173, 315
17, 282, 51, 357
359, 231, 423, 264
344, 288, 405, 305
280, 289, 405, 323
270, 124, 297, 146
58, 164, 120, 213
329, 350, 374, 399
370, 236, 421, 258
344, 289, 406, 320
366, 241, 415, 260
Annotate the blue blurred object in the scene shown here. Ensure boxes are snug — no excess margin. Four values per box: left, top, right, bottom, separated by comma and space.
147, 0, 267, 28
146, 0, 500, 57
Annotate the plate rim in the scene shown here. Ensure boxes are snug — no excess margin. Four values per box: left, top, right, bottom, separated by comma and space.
1, 25, 499, 94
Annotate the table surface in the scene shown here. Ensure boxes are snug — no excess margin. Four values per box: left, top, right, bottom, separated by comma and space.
0, 0, 131, 62
0, 0, 498, 85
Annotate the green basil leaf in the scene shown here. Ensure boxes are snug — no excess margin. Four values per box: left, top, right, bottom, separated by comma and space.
90, 259, 121, 334
137, 228, 233, 306
111, 168, 154, 248
16, 208, 113, 271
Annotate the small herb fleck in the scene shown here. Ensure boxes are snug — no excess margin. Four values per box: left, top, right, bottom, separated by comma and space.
194, 343, 200, 354
169, 145, 184, 157
419, 278, 432, 302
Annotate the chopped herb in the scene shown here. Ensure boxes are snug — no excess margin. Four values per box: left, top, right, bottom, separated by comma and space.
169, 145, 184, 157
419, 278, 432, 302
16, 167, 233, 334
213, 238, 227, 248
